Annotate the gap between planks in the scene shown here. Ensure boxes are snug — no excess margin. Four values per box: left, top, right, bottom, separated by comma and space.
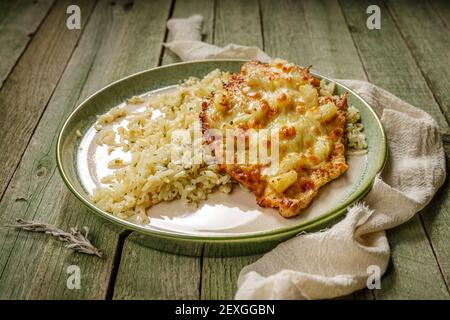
3, 0, 444, 299
0, 0, 57, 89
0, 0, 98, 202
2, 1, 169, 298
156, 0, 176, 66
105, 230, 132, 299
380, 0, 450, 295
382, 0, 450, 127
107, 0, 180, 298
0, 3, 101, 292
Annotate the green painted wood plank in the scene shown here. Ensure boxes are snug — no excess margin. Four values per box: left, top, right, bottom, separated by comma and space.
375, 215, 449, 299
96, 0, 172, 82
0, 0, 55, 87
340, 0, 449, 298
0, 0, 124, 300
0, 1, 15, 24
260, 0, 312, 65
385, 0, 450, 125
260, 0, 366, 79
340, 0, 449, 134
0, 0, 95, 199
161, 0, 215, 65
420, 143, 450, 292
431, 0, 450, 30
301, 0, 366, 79
0, 0, 171, 299
113, 234, 202, 300
214, 0, 263, 48
201, 246, 262, 300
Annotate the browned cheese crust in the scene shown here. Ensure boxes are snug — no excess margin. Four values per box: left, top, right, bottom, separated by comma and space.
200, 60, 348, 217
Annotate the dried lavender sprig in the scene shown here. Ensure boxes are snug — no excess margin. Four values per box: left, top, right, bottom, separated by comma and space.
4, 219, 102, 258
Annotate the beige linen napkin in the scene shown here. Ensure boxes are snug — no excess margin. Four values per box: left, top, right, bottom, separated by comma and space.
164, 16, 447, 299
164, 15, 272, 62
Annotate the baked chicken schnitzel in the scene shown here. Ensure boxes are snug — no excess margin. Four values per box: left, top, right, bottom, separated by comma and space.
200, 60, 348, 217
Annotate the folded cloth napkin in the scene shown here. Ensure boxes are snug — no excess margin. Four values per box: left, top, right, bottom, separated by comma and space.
164, 15, 272, 62
164, 16, 447, 299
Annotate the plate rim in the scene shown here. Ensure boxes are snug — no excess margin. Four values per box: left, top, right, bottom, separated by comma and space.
56, 59, 387, 243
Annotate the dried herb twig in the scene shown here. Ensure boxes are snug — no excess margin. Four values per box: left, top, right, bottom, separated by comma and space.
4, 219, 102, 258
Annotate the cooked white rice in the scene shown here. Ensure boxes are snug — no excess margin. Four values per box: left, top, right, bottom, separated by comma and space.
92, 68, 367, 224
92, 69, 232, 224
346, 105, 368, 150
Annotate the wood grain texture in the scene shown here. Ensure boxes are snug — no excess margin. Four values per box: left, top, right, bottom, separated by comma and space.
261, 0, 366, 79
97, 0, 172, 81
0, 0, 171, 299
376, 215, 449, 299
0, 0, 55, 87
161, 0, 214, 65
340, 0, 449, 298
431, 0, 450, 30
0, 0, 123, 299
300, 0, 366, 79
384, 0, 450, 126
0, 1, 15, 24
0, 0, 447, 300
260, 0, 312, 65
340, 0, 449, 134
214, 0, 263, 48
0, 0, 145, 299
201, 246, 261, 300
113, 234, 202, 299
420, 143, 450, 292
0, 0, 95, 199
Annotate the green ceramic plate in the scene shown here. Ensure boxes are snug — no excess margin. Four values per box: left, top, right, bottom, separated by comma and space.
57, 60, 387, 256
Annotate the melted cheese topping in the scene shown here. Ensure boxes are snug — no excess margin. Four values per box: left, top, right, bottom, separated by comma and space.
206, 60, 339, 175
201, 60, 348, 217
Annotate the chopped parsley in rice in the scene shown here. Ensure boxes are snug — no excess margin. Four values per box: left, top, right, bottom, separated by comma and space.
91, 66, 367, 224
92, 70, 232, 224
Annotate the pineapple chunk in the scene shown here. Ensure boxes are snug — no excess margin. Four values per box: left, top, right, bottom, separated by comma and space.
268, 170, 298, 193
319, 102, 337, 123
298, 84, 318, 108
313, 136, 332, 162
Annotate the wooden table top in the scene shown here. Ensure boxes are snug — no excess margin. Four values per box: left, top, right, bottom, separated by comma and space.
0, 0, 448, 300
